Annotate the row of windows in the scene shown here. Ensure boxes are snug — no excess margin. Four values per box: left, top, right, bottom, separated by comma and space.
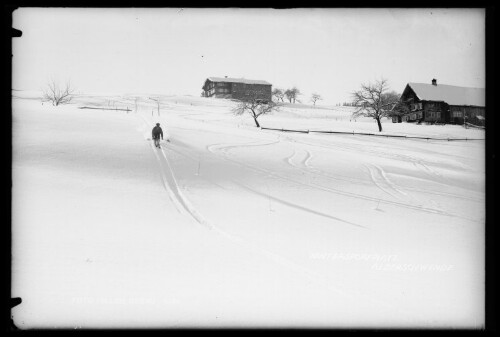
401, 111, 440, 120
207, 82, 228, 89
411, 103, 423, 111
428, 111, 441, 118
411, 102, 443, 111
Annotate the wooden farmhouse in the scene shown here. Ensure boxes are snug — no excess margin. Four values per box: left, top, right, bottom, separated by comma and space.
202, 77, 272, 102
396, 79, 485, 126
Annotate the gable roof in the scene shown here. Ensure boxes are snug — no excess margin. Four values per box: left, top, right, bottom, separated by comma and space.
406, 82, 485, 107
206, 77, 272, 86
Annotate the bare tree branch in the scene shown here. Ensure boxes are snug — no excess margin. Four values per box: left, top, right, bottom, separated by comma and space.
310, 93, 322, 107
272, 88, 285, 102
232, 94, 281, 128
42, 79, 75, 106
350, 78, 401, 132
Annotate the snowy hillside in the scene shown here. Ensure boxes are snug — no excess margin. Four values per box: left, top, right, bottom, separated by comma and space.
12, 92, 484, 328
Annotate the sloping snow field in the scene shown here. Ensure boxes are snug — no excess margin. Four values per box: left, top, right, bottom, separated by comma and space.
12, 92, 485, 328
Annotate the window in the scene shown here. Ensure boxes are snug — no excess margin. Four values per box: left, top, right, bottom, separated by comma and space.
436, 111, 441, 119
418, 102, 423, 110
452, 111, 463, 118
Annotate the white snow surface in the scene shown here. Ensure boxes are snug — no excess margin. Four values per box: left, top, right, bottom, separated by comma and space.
12, 93, 485, 328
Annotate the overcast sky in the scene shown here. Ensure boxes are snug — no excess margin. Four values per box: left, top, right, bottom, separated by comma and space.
12, 8, 485, 105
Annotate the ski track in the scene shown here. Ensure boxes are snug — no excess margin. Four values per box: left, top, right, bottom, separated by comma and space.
148, 115, 478, 224
233, 181, 368, 229
150, 142, 188, 215
278, 133, 484, 203
284, 148, 313, 171
136, 112, 385, 305
278, 141, 472, 209
134, 108, 476, 318
205, 135, 481, 224
213, 134, 466, 221
365, 164, 404, 201
286, 134, 458, 187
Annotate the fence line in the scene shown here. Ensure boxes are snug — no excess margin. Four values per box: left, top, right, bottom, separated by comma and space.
78, 106, 132, 112
260, 127, 484, 141
465, 122, 485, 129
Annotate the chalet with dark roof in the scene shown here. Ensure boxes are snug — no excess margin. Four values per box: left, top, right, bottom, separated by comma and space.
397, 79, 485, 126
202, 77, 272, 102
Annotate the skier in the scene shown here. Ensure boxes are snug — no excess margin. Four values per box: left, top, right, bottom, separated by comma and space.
152, 123, 163, 148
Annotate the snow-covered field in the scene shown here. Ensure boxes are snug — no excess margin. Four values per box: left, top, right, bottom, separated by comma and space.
12, 92, 485, 328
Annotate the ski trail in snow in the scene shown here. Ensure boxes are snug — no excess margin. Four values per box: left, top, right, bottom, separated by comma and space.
300, 150, 312, 168
132, 108, 423, 317
284, 149, 298, 167
303, 150, 313, 167
135, 113, 409, 312
286, 135, 457, 187
376, 164, 408, 197
158, 145, 215, 230
206, 139, 481, 223
137, 113, 186, 214
411, 158, 450, 185
364, 164, 405, 201
233, 181, 367, 229
284, 148, 313, 171
136, 113, 358, 297
206, 138, 281, 156
150, 141, 188, 215
157, 145, 361, 300
138, 113, 208, 225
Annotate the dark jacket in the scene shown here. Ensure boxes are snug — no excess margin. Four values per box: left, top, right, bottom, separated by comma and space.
152, 126, 163, 139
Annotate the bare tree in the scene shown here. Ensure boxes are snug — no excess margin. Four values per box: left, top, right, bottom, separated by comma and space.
232, 95, 281, 128
310, 93, 322, 107
382, 91, 408, 119
272, 88, 285, 102
351, 79, 400, 132
290, 87, 301, 103
284, 87, 301, 103
42, 79, 75, 106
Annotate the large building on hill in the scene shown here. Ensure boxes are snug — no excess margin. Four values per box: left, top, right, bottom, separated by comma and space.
396, 79, 485, 126
201, 77, 272, 102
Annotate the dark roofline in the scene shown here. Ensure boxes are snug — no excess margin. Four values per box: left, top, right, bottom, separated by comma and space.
204, 77, 272, 86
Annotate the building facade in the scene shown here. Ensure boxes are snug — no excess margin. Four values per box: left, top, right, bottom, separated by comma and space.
202, 77, 272, 102
398, 79, 485, 126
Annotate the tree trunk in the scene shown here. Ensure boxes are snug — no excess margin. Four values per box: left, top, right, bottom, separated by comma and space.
376, 117, 383, 132
250, 110, 260, 127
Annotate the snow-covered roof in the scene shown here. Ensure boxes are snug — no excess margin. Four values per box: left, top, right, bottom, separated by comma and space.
407, 82, 485, 107
206, 77, 272, 85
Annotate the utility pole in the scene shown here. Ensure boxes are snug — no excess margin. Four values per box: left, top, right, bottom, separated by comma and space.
149, 97, 160, 116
